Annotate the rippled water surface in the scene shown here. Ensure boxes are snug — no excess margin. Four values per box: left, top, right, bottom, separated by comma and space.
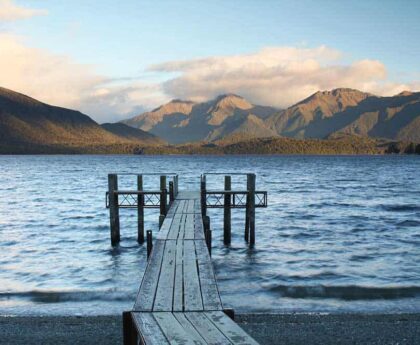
0, 155, 419, 315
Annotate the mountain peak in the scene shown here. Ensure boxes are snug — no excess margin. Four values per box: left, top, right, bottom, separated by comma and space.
397, 90, 413, 97
211, 93, 252, 110
151, 99, 195, 114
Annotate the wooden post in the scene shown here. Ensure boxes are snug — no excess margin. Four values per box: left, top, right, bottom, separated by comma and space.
201, 175, 207, 217
248, 173, 256, 248
169, 181, 174, 203
108, 174, 120, 246
173, 175, 178, 197
224, 175, 231, 245
203, 215, 210, 232
160, 175, 167, 215
123, 311, 137, 345
244, 175, 250, 243
147, 230, 153, 259
137, 174, 144, 244
205, 228, 212, 257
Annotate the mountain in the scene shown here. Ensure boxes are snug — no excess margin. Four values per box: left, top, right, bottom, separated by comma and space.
0, 87, 163, 153
122, 94, 279, 144
265, 88, 372, 138
101, 123, 165, 145
266, 88, 420, 141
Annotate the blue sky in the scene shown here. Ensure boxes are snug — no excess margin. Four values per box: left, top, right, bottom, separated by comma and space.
0, 0, 419, 121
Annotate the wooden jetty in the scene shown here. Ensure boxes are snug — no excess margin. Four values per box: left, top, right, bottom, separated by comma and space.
106, 173, 267, 344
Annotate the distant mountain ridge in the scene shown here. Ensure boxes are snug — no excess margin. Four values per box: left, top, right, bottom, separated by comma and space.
0, 86, 163, 153
1, 86, 419, 154
122, 94, 279, 144
123, 88, 420, 143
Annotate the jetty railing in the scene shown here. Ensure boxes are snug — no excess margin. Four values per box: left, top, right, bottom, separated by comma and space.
107, 173, 178, 246
201, 173, 267, 247
106, 173, 267, 248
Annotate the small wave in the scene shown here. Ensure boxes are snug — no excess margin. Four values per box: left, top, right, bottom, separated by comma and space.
0, 290, 134, 303
397, 220, 420, 227
380, 204, 420, 212
266, 284, 420, 300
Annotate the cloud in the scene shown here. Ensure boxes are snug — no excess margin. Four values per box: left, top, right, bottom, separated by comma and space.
0, 35, 418, 123
151, 46, 418, 108
0, 0, 47, 21
0, 34, 167, 122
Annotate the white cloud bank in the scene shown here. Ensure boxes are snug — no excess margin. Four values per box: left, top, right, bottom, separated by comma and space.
0, 0, 47, 21
0, 33, 418, 122
151, 46, 418, 108
0, 34, 167, 122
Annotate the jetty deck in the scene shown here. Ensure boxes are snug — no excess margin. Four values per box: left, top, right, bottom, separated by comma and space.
123, 189, 258, 344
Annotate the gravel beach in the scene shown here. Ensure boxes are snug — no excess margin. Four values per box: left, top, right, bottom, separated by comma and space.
0, 313, 419, 345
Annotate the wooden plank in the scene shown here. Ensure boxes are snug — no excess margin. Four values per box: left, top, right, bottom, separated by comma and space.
183, 241, 203, 311
157, 215, 174, 240
134, 241, 165, 311
195, 241, 223, 310
154, 241, 177, 311
176, 191, 201, 200
173, 313, 207, 344
132, 312, 169, 344
168, 214, 182, 240
194, 214, 205, 239
177, 214, 186, 240
205, 311, 259, 345
184, 213, 195, 239
187, 199, 194, 213
153, 312, 203, 345
173, 240, 184, 312
185, 312, 230, 345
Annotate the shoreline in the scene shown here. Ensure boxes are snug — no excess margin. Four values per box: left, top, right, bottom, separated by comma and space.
0, 313, 419, 344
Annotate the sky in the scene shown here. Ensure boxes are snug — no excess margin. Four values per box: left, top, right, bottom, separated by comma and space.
0, 0, 419, 122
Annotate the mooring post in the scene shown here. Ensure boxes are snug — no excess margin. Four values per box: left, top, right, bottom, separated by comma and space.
205, 228, 212, 256
108, 174, 120, 246
203, 215, 210, 232
248, 173, 256, 247
137, 174, 144, 244
224, 175, 231, 245
173, 175, 178, 197
122, 311, 137, 345
201, 175, 207, 217
244, 175, 250, 243
159, 175, 167, 228
169, 181, 174, 204
147, 230, 153, 259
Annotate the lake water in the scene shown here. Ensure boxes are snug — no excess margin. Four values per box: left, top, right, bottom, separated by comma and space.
0, 155, 419, 316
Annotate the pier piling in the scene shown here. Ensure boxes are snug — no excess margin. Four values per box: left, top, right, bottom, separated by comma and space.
108, 174, 120, 246
248, 173, 256, 247
146, 230, 153, 259
224, 175, 231, 245
137, 174, 144, 244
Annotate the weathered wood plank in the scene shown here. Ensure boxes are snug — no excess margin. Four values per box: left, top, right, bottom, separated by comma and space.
195, 240, 223, 310
153, 312, 203, 345
194, 214, 205, 239
132, 312, 169, 344
184, 213, 195, 239
183, 241, 203, 311
176, 191, 201, 200
157, 215, 174, 240
134, 241, 165, 311
168, 214, 182, 240
173, 240, 184, 312
185, 312, 230, 345
173, 313, 207, 344
205, 311, 259, 345
154, 241, 177, 311
177, 214, 186, 240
